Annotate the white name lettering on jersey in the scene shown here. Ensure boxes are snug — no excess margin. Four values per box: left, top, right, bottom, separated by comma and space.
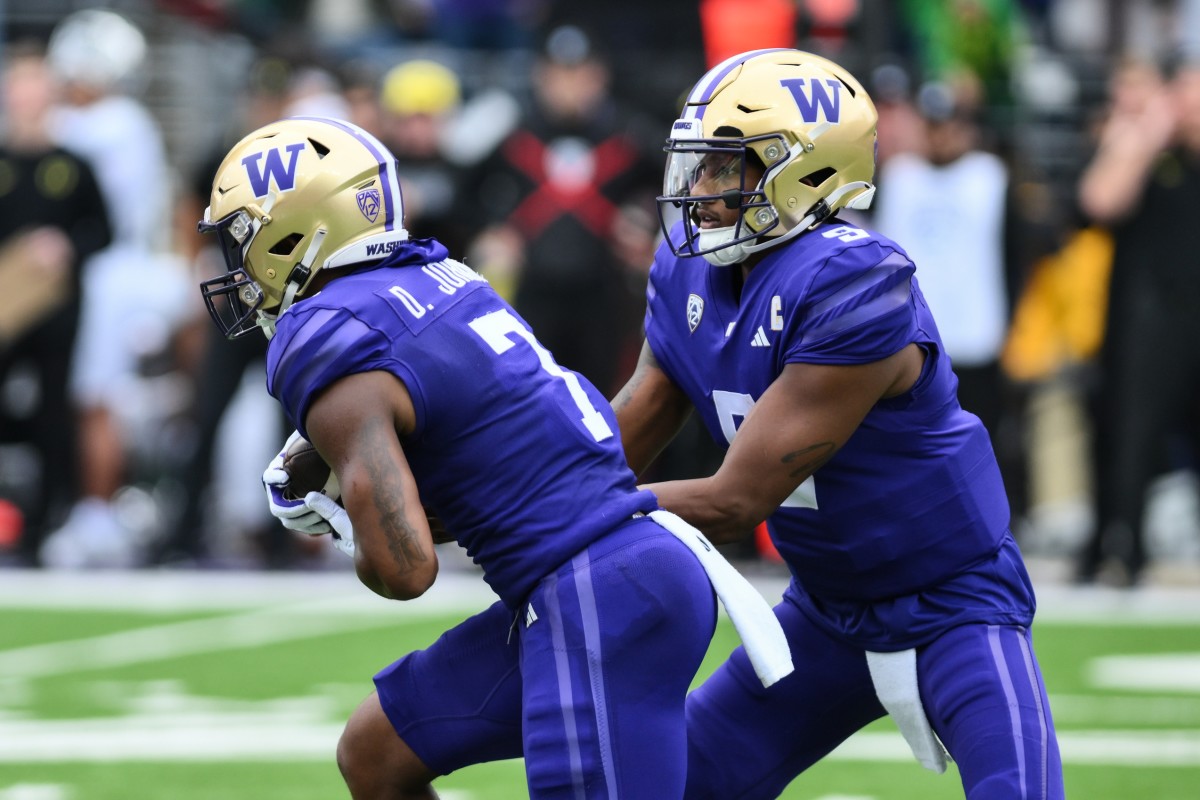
422, 259, 486, 296
388, 285, 427, 318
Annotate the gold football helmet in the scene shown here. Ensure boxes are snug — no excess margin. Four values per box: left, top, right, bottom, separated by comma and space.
199, 117, 409, 338
659, 49, 878, 266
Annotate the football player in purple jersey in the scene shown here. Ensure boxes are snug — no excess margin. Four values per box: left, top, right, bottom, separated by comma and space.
198, 116, 790, 799
613, 50, 1064, 799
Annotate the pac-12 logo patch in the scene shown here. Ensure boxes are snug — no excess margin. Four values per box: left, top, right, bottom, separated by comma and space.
686, 293, 704, 333
357, 187, 381, 222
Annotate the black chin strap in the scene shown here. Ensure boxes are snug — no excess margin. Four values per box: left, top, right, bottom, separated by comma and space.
285, 263, 311, 289
807, 199, 833, 228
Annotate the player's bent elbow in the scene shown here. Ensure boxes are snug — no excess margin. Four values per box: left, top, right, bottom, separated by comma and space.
356, 552, 438, 601
700, 494, 766, 545
383, 576, 435, 601
380, 561, 438, 601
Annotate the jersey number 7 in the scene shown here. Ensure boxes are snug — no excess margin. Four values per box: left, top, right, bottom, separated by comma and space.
469, 309, 614, 443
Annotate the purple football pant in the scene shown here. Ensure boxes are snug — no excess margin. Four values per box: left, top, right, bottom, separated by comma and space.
373, 519, 717, 799
684, 596, 1063, 799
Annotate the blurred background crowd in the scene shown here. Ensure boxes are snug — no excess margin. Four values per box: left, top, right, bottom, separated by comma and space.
0, 0, 1198, 589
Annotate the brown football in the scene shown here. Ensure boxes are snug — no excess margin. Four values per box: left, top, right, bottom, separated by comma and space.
281, 438, 340, 501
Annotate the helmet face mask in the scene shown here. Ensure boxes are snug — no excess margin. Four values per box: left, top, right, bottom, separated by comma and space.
660, 133, 785, 262
197, 117, 408, 339
658, 49, 879, 266
198, 209, 266, 337
199, 266, 265, 339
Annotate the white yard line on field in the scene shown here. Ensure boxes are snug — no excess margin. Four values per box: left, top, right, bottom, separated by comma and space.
0, 717, 1198, 766
1088, 653, 1200, 692
1051, 693, 1200, 724
0, 603, 404, 680
837, 730, 1200, 766
0, 786, 68, 800
0, 573, 497, 681
0, 716, 346, 761
0, 567, 498, 614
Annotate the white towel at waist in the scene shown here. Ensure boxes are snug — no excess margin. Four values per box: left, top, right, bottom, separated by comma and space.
649, 510, 794, 687
865, 648, 950, 773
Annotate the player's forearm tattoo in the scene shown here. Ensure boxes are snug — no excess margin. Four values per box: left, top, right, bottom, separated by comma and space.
358, 425, 428, 569
612, 371, 645, 413
613, 346, 659, 413
781, 442, 836, 479
373, 484, 428, 570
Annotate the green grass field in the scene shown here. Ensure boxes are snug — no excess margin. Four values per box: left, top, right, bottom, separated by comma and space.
1, 567, 1198, 799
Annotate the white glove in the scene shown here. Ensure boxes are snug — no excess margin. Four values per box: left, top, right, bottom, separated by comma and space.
263, 430, 331, 535
304, 491, 356, 557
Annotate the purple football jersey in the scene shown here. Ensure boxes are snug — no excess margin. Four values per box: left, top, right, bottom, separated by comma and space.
268, 240, 655, 607
646, 220, 1029, 645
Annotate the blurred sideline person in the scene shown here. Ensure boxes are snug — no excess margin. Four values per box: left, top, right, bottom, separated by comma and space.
872, 78, 1026, 520
0, 42, 111, 564
868, 62, 926, 170
1075, 57, 1200, 585
40, 9, 191, 568
377, 59, 474, 256
612, 49, 1063, 799
463, 24, 661, 396
201, 117, 789, 798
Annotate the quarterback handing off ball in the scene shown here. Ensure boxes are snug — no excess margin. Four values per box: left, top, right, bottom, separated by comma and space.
281, 438, 341, 501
